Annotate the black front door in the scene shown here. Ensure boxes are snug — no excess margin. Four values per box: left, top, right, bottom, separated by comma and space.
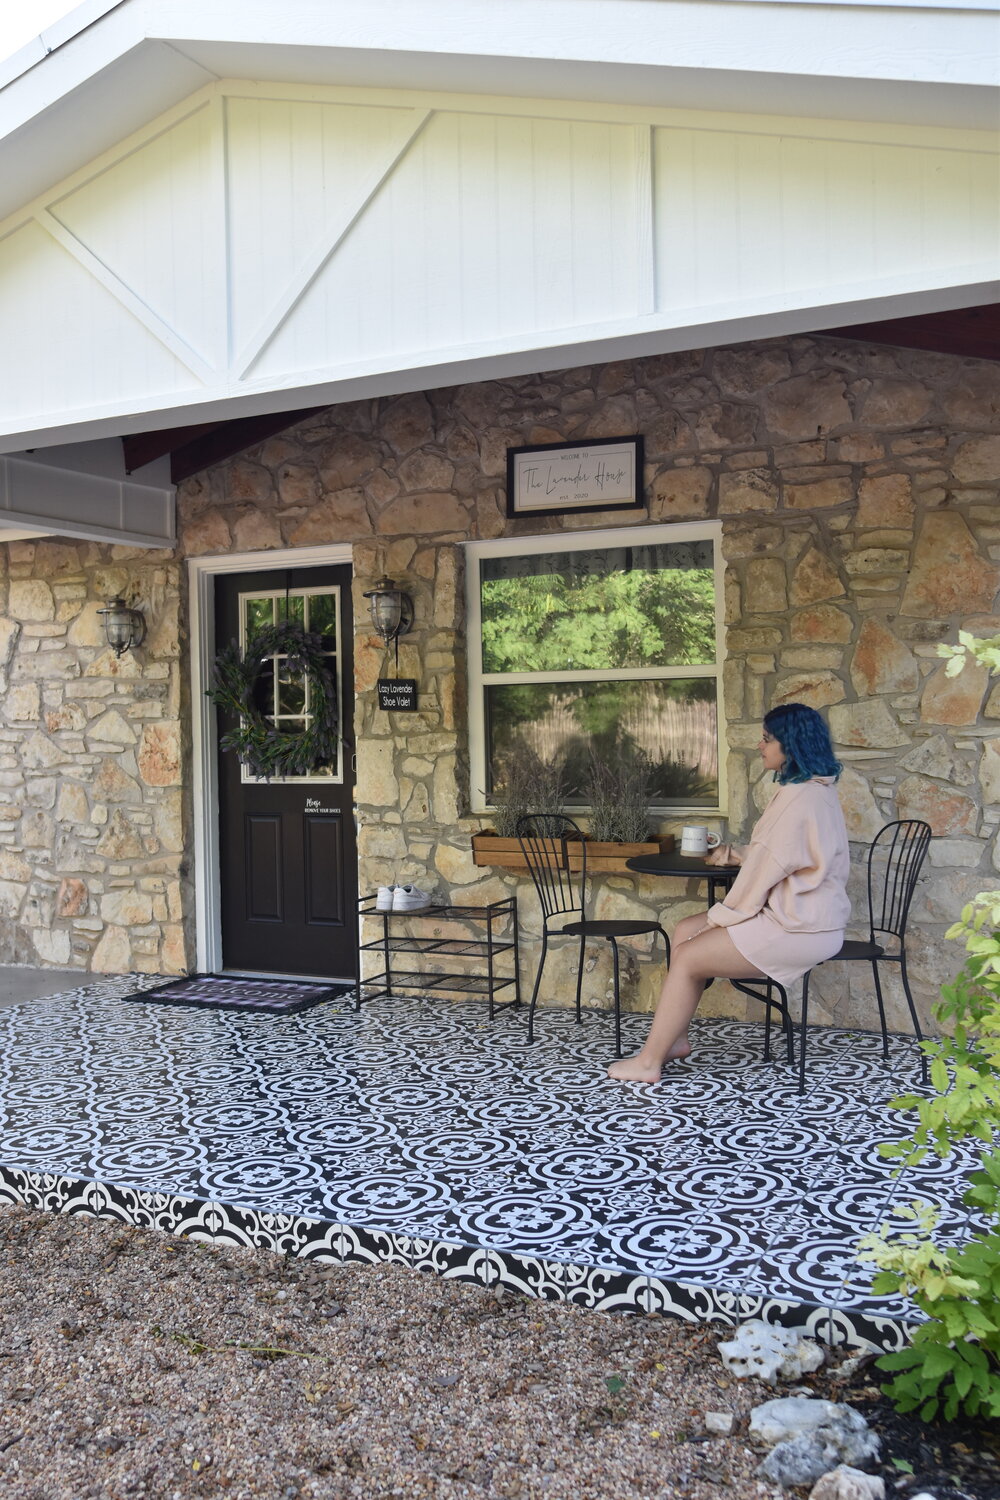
215, 565, 357, 979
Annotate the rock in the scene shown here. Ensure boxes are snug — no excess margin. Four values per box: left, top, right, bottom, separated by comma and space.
952, 433, 1000, 483
704, 1410, 735, 1435
9, 579, 55, 622
719, 1321, 825, 1385
900, 735, 973, 785
981, 739, 1000, 804
900, 512, 1000, 617
850, 618, 918, 696
786, 476, 853, 511
836, 767, 885, 842
860, 378, 931, 428
772, 671, 845, 710
138, 723, 181, 786
791, 605, 853, 643
763, 372, 852, 440
791, 548, 846, 605
828, 700, 908, 748
750, 1396, 877, 1452
808, 1463, 886, 1498
745, 558, 787, 613
714, 346, 791, 395
751, 1397, 880, 1488
648, 466, 713, 519
856, 473, 913, 530
896, 774, 978, 836
919, 660, 989, 727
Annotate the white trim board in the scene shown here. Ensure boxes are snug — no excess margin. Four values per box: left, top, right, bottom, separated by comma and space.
188, 542, 353, 976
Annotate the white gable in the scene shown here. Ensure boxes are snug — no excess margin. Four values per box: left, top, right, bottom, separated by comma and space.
0, 0, 995, 456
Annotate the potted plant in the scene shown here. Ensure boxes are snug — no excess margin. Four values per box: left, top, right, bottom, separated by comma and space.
472, 743, 567, 869
565, 747, 675, 872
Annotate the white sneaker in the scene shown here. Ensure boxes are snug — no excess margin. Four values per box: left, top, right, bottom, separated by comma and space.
392, 884, 433, 911
375, 885, 397, 911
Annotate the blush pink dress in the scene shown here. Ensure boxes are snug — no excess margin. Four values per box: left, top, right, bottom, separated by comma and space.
705, 776, 850, 985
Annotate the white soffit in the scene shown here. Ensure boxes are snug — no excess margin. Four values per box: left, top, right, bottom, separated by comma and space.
0, 442, 174, 547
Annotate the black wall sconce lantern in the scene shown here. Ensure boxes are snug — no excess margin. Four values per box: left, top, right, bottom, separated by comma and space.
362, 576, 414, 645
97, 596, 146, 657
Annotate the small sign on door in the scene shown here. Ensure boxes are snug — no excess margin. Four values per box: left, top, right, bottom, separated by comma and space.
377, 677, 418, 712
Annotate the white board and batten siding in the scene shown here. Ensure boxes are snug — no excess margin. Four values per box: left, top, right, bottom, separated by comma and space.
0, 83, 996, 448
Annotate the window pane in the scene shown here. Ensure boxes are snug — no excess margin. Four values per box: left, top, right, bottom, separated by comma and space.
480, 540, 715, 673
308, 592, 338, 642
278, 595, 305, 626
485, 679, 718, 806
277, 669, 306, 715
245, 597, 274, 635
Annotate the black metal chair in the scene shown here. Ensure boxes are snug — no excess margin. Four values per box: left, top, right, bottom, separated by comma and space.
517, 813, 670, 1056
730, 819, 932, 1094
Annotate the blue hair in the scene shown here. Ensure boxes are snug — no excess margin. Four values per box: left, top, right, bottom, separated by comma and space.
763, 702, 842, 784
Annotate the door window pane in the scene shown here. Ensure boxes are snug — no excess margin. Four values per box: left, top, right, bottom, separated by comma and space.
485, 678, 718, 806
245, 596, 275, 634
308, 592, 338, 641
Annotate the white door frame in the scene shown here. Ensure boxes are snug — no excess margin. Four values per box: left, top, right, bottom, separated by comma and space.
188, 543, 354, 974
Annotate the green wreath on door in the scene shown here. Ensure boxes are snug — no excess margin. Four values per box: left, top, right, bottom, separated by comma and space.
207, 621, 340, 780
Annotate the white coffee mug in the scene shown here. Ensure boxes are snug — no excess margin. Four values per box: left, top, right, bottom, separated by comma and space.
680, 825, 721, 856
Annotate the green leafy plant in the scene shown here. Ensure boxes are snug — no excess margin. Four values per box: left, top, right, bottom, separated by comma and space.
856, 629, 1000, 1423
487, 741, 567, 837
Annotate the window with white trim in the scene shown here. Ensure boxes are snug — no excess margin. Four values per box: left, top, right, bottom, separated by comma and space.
466, 521, 725, 815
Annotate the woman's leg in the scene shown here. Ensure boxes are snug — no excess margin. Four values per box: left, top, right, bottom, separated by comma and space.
607, 924, 766, 1082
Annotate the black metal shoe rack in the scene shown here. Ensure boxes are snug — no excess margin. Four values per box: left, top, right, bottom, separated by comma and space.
356, 895, 521, 1018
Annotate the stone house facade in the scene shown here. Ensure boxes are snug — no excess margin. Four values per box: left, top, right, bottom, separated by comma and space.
2, 331, 999, 1033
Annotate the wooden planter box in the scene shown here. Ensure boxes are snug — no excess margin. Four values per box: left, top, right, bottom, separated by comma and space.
565, 834, 676, 872
471, 832, 675, 874
471, 834, 560, 871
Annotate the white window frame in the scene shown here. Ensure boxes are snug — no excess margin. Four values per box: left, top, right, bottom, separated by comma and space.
465, 519, 727, 819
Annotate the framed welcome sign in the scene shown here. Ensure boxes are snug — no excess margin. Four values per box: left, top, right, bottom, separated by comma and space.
506, 435, 644, 519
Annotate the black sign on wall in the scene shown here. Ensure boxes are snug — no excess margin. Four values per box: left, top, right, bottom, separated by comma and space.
377, 678, 418, 712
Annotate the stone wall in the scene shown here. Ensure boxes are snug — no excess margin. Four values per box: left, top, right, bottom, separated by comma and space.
4, 331, 999, 1033
0, 540, 186, 973
174, 334, 1000, 1030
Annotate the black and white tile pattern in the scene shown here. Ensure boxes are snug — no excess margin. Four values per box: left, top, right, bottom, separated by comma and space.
0, 974, 976, 1348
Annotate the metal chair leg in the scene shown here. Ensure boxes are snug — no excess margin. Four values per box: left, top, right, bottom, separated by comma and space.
871, 959, 890, 1059
899, 948, 928, 1085
763, 981, 773, 1062
608, 936, 622, 1058
527, 932, 549, 1045
798, 970, 811, 1096
575, 934, 586, 1023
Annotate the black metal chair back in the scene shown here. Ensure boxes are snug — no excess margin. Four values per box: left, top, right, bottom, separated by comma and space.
517, 813, 586, 927
515, 812, 670, 1056
867, 819, 932, 944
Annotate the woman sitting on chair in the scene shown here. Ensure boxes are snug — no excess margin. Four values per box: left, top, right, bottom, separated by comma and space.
608, 701, 850, 1082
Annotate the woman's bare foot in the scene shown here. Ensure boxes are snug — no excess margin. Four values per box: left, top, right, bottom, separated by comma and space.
607, 1054, 661, 1082
607, 1037, 691, 1081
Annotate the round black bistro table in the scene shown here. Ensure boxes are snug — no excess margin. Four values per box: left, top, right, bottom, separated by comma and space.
624, 852, 740, 908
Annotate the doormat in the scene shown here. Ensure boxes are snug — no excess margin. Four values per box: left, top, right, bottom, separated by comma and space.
123, 974, 356, 1016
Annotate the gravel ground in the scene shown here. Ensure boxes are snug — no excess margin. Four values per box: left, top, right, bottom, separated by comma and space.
0, 1204, 789, 1500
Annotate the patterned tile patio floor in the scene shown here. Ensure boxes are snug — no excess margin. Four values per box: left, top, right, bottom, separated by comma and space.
0, 975, 977, 1350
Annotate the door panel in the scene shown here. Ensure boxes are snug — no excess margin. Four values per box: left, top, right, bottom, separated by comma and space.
304, 815, 346, 926
216, 564, 357, 978
245, 815, 283, 921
